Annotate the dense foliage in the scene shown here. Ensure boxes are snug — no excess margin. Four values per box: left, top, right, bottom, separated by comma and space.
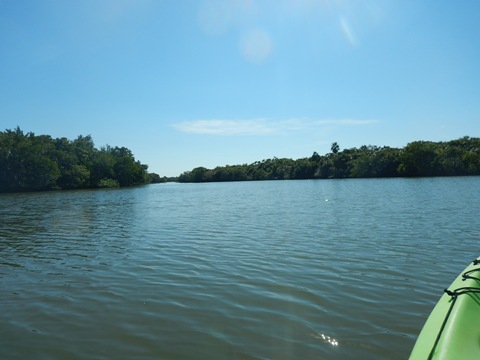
178, 137, 480, 183
0, 127, 161, 192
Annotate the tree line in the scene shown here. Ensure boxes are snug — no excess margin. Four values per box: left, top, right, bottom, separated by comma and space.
0, 127, 163, 192
178, 137, 480, 183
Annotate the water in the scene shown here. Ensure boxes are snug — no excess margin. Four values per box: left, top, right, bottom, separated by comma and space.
1, 177, 479, 359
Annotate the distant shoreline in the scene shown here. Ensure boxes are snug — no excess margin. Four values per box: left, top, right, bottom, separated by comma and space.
2, 130, 479, 192
177, 137, 480, 183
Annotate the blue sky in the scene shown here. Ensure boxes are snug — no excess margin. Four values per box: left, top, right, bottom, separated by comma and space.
1, 0, 479, 177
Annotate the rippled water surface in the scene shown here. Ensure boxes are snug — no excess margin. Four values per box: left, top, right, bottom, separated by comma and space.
1, 177, 479, 359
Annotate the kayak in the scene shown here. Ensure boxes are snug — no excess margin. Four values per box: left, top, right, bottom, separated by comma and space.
410, 257, 480, 359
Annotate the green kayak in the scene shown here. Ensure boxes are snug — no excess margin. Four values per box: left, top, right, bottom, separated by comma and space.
410, 257, 480, 359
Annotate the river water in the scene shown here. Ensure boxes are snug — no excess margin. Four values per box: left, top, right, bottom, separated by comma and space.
1, 177, 479, 359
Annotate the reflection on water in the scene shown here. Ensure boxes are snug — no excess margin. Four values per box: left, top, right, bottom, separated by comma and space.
1, 178, 479, 359
312, 332, 339, 346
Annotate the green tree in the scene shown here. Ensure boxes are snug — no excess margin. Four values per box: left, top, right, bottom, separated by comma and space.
89, 145, 117, 186
331, 142, 340, 154
0, 129, 60, 191
462, 152, 480, 174
292, 158, 316, 179
189, 167, 209, 182
350, 146, 400, 178
110, 147, 148, 186
0, 128, 152, 192
398, 141, 436, 176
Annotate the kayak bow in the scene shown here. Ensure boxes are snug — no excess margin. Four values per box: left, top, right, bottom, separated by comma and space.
410, 257, 480, 359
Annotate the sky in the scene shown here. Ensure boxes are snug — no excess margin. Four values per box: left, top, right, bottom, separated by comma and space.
1, 0, 479, 177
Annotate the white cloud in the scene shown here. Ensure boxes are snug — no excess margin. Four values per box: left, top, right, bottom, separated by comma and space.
172, 118, 380, 136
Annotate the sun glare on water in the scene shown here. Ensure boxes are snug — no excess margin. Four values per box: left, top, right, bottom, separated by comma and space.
312, 332, 339, 346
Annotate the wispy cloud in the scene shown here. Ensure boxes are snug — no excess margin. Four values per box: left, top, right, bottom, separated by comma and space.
339, 15, 357, 46
172, 118, 380, 136
314, 119, 380, 126
172, 119, 277, 135
240, 29, 273, 64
